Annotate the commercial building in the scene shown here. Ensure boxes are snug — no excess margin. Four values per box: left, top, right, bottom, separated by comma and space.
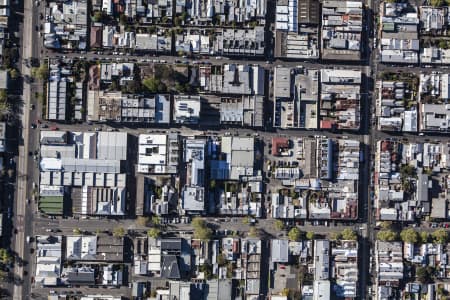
44, 0, 88, 50
220, 96, 264, 127
39, 131, 128, 216
47, 64, 67, 121
221, 27, 265, 56
320, 69, 361, 130
376, 80, 418, 132
35, 235, 63, 287
201, 64, 265, 96
173, 95, 201, 124
66, 235, 124, 262
420, 103, 450, 131
380, 2, 419, 64
420, 6, 447, 33
273, 67, 319, 129
321, 0, 363, 61
137, 133, 180, 174
274, 0, 319, 59
182, 138, 207, 214
187, 0, 266, 24
421, 47, 450, 64
376, 241, 404, 287
332, 240, 358, 298
135, 32, 172, 53
313, 240, 331, 299
87, 91, 170, 124
210, 136, 255, 181
419, 73, 450, 131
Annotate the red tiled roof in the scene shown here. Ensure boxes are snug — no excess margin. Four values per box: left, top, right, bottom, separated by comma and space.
320, 120, 333, 129
90, 26, 102, 48
272, 137, 289, 156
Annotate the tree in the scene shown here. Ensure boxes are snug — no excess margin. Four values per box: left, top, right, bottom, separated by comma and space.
431, 0, 445, 7
181, 11, 188, 22
439, 40, 449, 49
400, 229, 419, 244
437, 285, 449, 296
142, 77, 166, 93
199, 263, 213, 279
192, 217, 206, 228
210, 180, 216, 189
306, 232, 315, 240
416, 266, 434, 283
379, 221, 393, 230
248, 226, 259, 238
0, 270, 7, 281
217, 253, 226, 266
73, 228, 82, 235
329, 232, 342, 240
377, 230, 398, 241
432, 228, 448, 244
274, 220, 284, 231
8, 68, 19, 79
93, 11, 103, 22
120, 14, 128, 25
0, 249, 11, 264
174, 16, 182, 27
151, 216, 161, 226
0, 90, 7, 103
281, 288, 290, 297
400, 164, 416, 178
192, 217, 212, 240
113, 226, 126, 237
420, 232, 429, 244
136, 216, 150, 227
194, 226, 213, 240
342, 228, 357, 240
288, 227, 301, 241
31, 65, 49, 80
147, 228, 161, 238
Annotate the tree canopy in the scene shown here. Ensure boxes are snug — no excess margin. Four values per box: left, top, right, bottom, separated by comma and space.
400, 228, 419, 244
432, 229, 448, 244
377, 230, 398, 241
113, 226, 126, 237
248, 226, 259, 238
31, 65, 49, 80
416, 266, 434, 283
342, 228, 358, 241
431, 0, 445, 7
306, 232, 315, 240
142, 77, 166, 93
288, 227, 301, 241
147, 228, 161, 238
274, 220, 284, 231
192, 217, 212, 240
136, 216, 150, 227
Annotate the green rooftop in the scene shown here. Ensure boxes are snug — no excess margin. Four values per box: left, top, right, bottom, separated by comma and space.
39, 196, 64, 215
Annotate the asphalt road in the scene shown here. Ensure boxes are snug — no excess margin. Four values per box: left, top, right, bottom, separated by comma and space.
13, 0, 41, 298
